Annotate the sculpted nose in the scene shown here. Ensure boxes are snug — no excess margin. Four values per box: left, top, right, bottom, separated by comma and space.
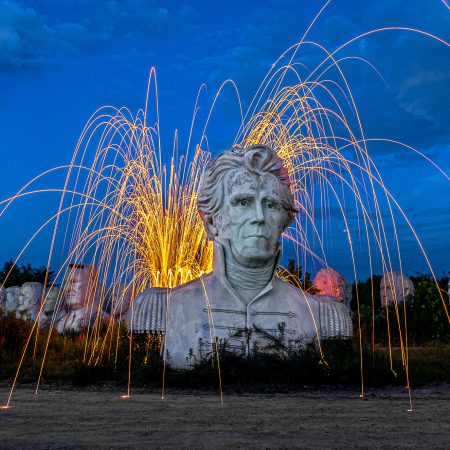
250, 201, 265, 225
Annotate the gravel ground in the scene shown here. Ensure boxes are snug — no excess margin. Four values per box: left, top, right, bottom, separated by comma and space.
1, 385, 449, 449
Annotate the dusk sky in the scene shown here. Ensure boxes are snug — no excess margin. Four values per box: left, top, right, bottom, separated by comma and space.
0, 0, 449, 281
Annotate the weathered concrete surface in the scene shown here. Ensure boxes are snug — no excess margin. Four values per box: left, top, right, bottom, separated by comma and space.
1, 386, 449, 448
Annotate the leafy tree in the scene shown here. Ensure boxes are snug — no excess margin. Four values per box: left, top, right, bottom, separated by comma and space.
0, 260, 54, 287
351, 273, 450, 346
407, 274, 450, 343
280, 259, 315, 292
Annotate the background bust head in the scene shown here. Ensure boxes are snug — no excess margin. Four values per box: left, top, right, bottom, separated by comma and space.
65, 264, 99, 309
0, 285, 6, 310
380, 271, 414, 307
198, 145, 297, 267
5, 286, 20, 313
313, 268, 352, 306
17, 282, 43, 316
43, 286, 62, 315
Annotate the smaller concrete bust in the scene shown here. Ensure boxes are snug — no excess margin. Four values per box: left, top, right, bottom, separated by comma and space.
5, 286, 21, 313
128, 145, 353, 369
448, 279, 450, 306
17, 282, 44, 321
380, 271, 414, 307
58, 264, 100, 333
0, 285, 6, 311
313, 268, 352, 308
39, 286, 65, 329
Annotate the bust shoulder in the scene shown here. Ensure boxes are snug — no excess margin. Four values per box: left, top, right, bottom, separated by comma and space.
127, 287, 168, 333
314, 295, 353, 339
270, 278, 352, 339
127, 273, 215, 333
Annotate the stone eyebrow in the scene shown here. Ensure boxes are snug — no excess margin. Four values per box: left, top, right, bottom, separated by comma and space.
230, 193, 254, 206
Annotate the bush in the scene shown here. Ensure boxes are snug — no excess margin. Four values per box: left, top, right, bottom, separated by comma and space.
1, 301, 449, 390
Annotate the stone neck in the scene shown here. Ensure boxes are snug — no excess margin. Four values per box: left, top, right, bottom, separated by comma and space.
215, 239, 278, 302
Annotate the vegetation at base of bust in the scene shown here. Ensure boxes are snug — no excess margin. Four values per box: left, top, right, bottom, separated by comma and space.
0, 260, 55, 288
165, 338, 450, 390
1, 299, 449, 390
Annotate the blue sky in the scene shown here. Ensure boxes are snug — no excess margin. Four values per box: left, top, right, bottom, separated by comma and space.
0, 0, 449, 280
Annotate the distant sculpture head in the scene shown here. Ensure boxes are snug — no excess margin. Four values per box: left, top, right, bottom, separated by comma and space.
17, 282, 43, 318
448, 279, 450, 305
0, 285, 6, 310
5, 286, 20, 313
65, 264, 99, 309
380, 271, 414, 307
198, 145, 297, 268
313, 268, 352, 306
43, 286, 61, 315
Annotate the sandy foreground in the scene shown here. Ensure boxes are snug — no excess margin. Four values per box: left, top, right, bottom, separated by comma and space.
0, 385, 449, 449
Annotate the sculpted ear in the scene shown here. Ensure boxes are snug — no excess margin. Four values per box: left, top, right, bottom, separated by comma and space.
199, 212, 219, 240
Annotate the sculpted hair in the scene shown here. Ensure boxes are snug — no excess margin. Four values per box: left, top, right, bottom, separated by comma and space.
198, 144, 297, 239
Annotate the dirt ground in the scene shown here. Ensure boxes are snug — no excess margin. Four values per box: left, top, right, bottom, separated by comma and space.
1, 385, 449, 449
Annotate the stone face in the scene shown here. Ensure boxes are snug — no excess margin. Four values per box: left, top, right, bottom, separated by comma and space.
128, 145, 353, 369
58, 264, 101, 333
313, 268, 352, 307
0, 285, 6, 310
65, 264, 100, 309
17, 282, 43, 321
5, 286, 21, 313
39, 286, 65, 329
380, 271, 414, 307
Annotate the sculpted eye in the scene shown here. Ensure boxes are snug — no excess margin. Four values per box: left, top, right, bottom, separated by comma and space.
264, 198, 281, 210
231, 195, 253, 207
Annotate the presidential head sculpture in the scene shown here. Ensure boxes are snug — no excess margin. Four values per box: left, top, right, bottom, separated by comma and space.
0, 285, 6, 310
5, 286, 20, 313
198, 145, 297, 268
17, 282, 44, 319
43, 286, 62, 315
65, 263, 99, 309
313, 268, 352, 307
380, 271, 414, 307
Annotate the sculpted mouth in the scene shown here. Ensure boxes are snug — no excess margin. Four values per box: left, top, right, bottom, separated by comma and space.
246, 235, 268, 239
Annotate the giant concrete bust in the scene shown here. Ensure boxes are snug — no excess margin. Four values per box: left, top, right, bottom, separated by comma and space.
313, 268, 352, 308
380, 271, 414, 307
128, 145, 352, 368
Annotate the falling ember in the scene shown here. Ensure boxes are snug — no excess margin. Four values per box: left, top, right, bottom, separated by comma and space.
0, 21, 448, 410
